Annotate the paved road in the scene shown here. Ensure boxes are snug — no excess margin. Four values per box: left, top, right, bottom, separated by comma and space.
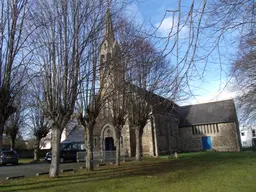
0, 161, 85, 180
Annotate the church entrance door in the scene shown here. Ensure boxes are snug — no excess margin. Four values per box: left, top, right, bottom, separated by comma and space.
105, 137, 115, 151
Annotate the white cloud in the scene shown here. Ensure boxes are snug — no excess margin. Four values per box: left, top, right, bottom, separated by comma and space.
155, 16, 189, 38
197, 90, 235, 103
176, 78, 241, 106
181, 88, 237, 106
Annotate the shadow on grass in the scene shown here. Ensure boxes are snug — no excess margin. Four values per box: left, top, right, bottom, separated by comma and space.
1, 152, 255, 192
178, 151, 256, 161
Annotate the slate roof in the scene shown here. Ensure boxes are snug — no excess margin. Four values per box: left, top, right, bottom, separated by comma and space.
178, 99, 238, 127
128, 83, 179, 117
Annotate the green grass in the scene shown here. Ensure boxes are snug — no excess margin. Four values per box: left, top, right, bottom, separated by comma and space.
1, 152, 256, 192
18, 158, 33, 164
18, 158, 44, 164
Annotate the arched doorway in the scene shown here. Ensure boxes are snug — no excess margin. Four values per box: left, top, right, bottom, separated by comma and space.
101, 124, 116, 151
105, 137, 115, 151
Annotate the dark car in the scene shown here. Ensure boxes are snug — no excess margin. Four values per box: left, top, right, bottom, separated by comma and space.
45, 141, 85, 163
0, 150, 19, 165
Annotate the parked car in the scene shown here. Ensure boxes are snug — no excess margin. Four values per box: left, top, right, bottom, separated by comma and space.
0, 150, 19, 165
45, 141, 85, 163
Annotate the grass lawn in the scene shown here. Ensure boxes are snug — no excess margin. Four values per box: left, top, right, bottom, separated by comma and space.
1, 151, 256, 192
18, 158, 34, 164
18, 158, 44, 164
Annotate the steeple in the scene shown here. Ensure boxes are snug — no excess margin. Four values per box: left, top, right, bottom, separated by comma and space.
104, 1, 114, 42
99, 0, 121, 89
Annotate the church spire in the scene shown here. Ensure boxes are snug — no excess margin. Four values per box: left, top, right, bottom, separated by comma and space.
104, 0, 114, 42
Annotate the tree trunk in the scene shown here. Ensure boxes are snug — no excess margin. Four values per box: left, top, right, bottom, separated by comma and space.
10, 135, 16, 150
49, 127, 61, 178
135, 127, 143, 161
85, 127, 94, 171
0, 121, 4, 150
34, 140, 40, 161
115, 129, 121, 166
34, 148, 39, 161
115, 137, 120, 166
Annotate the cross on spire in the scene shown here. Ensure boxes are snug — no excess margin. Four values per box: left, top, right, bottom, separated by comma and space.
104, 0, 114, 42
106, 0, 110, 8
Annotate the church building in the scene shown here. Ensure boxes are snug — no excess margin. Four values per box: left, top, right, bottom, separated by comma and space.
41, 8, 241, 156
86, 8, 241, 156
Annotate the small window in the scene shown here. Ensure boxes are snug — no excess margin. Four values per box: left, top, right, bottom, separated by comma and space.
216, 124, 219, 133
192, 123, 219, 135
64, 144, 72, 151
243, 141, 247, 145
72, 143, 78, 149
107, 53, 111, 60
80, 144, 85, 150
252, 138, 256, 146
94, 137, 97, 147
252, 130, 256, 137
100, 55, 105, 64
100, 55, 105, 73
192, 126, 195, 135
121, 136, 123, 147
77, 143, 82, 150
241, 132, 245, 136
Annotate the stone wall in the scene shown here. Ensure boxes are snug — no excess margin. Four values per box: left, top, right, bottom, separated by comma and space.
179, 126, 202, 151
121, 122, 132, 156
170, 117, 179, 151
93, 114, 132, 156
212, 122, 240, 151
141, 120, 154, 156
153, 114, 179, 155
93, 117, 112, 152
155, 114, 169, 155
129, 128, 136, 157
179, 122, 240, 152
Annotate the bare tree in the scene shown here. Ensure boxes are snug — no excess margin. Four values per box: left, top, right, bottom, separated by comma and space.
0, 0, 33, 150
111, 15, 178, 161
77, 39, 105, 171
30, 108, 50, 161
30, 0, 103, 177
74, 4, 108, 171
146, 0, 256, 118
199, 1, 256, 123
25, 67, 50, 161
149, 0, 207, 99
76, 2, 130, 170
111, 87, 127, 165
110, 52, 127, 166
126, 37, 176, 161
5, 98, 25, 150
5, 114, 20, 150
232, 31, 256, 123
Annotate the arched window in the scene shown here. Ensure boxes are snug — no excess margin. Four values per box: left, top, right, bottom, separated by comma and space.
94, 137, 97, 147
107, 53, 111, 64
100, 55, 105, 79
121, 136, 123, 147
100, 55, 105, 68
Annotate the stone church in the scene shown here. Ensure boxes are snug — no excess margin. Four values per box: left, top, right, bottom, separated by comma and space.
43, 8, 241, 156
86, 8, 241, 156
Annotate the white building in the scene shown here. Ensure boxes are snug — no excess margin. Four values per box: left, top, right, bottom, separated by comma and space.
40, 120, 84, 149
240, 126, 256, 147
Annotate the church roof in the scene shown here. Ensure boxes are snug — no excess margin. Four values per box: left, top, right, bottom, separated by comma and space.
128, 83, 179, 116
178, 99, 238, 127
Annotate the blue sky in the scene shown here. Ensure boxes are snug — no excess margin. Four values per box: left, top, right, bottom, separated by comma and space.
124, 0, 239, 105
